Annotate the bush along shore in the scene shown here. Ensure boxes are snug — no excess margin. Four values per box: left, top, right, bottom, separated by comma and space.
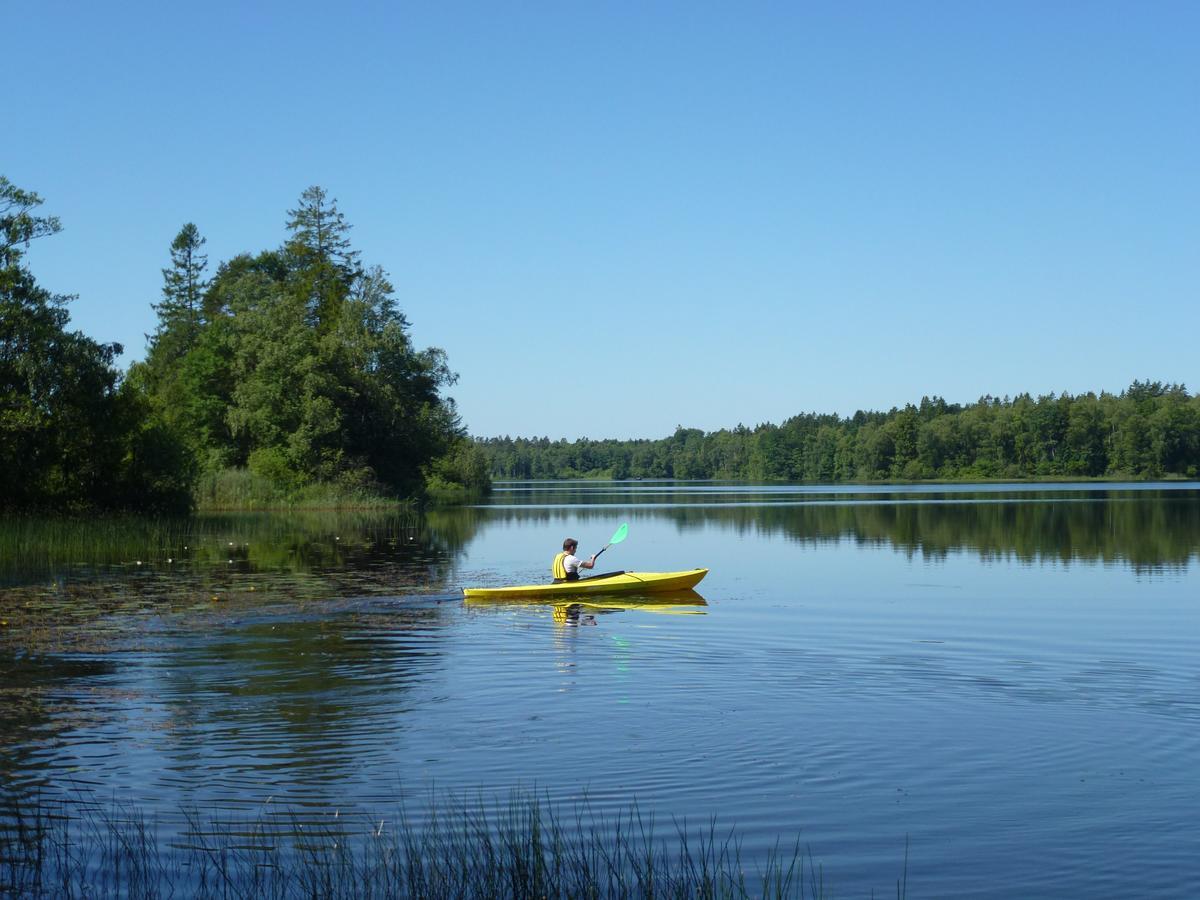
0, 792, 908, 900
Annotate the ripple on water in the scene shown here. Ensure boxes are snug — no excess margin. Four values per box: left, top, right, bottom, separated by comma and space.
4, 493, 1200, 899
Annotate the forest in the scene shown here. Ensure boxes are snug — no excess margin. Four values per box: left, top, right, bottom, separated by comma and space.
1, 177, 489, 512
479, 384, 1200, 482
5, 174, 1197, 515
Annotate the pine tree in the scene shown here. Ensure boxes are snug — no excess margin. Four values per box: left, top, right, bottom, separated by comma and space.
285, 186, 360, 331
151, 223, 209, 360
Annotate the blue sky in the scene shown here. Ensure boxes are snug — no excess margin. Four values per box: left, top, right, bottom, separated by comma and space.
9, 1, 1198, 439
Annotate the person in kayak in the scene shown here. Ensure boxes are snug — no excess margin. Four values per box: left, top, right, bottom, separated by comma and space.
552, 538, 596, 582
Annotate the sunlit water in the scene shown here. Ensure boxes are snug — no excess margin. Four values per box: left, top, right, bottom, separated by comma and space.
3, 482, 1199, 897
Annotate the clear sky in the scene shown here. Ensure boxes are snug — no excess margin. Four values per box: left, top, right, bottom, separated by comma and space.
9, 1, 1198, 440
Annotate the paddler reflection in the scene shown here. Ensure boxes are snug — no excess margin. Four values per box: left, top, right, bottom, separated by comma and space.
553, 603, 598, 626
550, 593, 709, 627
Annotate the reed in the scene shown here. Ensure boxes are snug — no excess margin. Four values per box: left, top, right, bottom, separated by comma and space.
195, 468, 412, 511
0, 792, 906, 899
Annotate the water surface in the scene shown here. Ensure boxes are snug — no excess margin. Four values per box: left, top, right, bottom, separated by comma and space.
2, 482, 1199, 897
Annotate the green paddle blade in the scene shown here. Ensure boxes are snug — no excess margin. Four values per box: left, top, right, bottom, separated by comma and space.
609, 523, 629, 545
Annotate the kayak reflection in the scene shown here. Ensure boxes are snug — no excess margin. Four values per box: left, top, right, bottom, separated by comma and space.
552, 589, 708, 625
467, 588, 708, 624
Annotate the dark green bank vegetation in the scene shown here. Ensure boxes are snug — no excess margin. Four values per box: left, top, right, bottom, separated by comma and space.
480, 383, 1200, 482
1, 177, 489, 515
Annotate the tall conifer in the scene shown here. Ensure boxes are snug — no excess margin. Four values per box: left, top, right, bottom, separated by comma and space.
285, 186, 360, 331
151, 223, 209, 359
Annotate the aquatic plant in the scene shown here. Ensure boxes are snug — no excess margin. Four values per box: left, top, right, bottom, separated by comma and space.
0, 791, 907, 899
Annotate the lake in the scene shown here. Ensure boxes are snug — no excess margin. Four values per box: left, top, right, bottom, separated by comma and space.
3, 481, 1199, 897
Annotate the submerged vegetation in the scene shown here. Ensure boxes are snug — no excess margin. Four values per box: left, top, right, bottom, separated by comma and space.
1, 177, 490, 515
480, 381, 1200, 482
0, 510, 471, 652
0, 791, 887, 899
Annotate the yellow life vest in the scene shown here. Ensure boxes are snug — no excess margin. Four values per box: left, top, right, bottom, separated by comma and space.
552, 551, 577, 581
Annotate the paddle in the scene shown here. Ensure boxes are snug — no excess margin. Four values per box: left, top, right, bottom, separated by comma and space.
592, 522, 628, 563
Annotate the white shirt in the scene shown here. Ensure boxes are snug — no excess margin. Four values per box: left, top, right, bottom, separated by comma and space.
563, 553, 585, 576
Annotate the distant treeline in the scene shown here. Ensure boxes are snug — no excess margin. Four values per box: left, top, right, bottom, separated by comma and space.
479, 384, 1200, 481
1, 177, 489, 513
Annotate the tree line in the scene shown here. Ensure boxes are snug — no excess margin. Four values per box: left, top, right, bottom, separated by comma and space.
1, 176, 489, 513
479, 384, 1200, 481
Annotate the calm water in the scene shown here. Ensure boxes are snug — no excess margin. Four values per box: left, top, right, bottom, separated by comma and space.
3, 482, 1200, 897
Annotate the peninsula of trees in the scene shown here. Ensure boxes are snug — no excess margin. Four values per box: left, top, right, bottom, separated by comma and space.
479, 384, 1200, 482
1, 177, 488, 513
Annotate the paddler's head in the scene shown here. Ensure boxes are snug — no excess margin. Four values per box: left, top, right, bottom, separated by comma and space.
563, 538, 578, 552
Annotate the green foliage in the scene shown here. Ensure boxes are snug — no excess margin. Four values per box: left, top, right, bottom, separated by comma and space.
3, 177, 483, 512
194, 466, 404, 509
149, 222, 208, 366
139, 186, 473, 506
424, 438, 494, 503
479, 386, 1200, 483
195, 466, 288, 508
285, 185, 361, 332
1, 177, 192, 512
248, 446, 302, 489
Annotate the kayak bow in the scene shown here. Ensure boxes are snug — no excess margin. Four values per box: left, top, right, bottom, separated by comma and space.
462, 568, 708, 600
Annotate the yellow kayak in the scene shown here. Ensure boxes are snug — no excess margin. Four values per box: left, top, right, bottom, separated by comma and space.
462, 569, 708, 600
